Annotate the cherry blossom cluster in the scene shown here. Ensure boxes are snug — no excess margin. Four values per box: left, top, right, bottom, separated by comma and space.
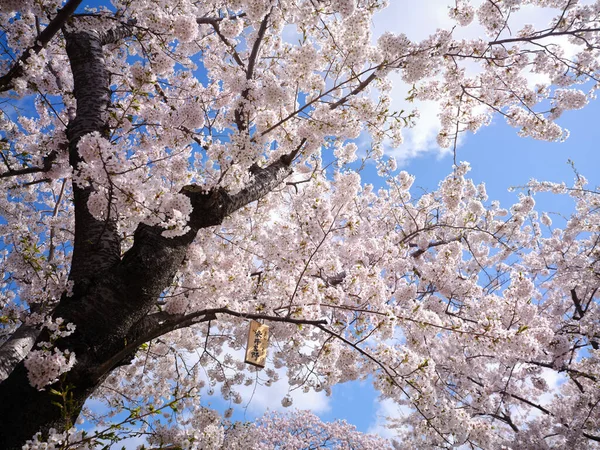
23, 348, 76, 390
22, 428, 94, 450
23, 409, 390, 449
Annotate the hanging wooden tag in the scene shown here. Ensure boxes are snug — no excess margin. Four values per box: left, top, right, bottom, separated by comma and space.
245, 320, 269, 368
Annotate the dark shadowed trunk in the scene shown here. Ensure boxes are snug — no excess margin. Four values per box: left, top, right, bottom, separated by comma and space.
0, 19, 294, 449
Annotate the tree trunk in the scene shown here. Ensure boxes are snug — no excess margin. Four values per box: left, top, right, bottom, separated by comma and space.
0, 17, 295, 449
0, 355, 100, 449
0, 23, 134, 449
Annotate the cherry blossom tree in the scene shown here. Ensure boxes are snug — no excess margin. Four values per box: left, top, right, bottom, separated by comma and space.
1, 0, 600, 448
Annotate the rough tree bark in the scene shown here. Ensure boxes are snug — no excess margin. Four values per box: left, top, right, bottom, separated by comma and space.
0, 19, 294, 449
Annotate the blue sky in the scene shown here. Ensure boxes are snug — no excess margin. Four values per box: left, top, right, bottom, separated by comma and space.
321, 94, 600, 437
404, 96, 600, 210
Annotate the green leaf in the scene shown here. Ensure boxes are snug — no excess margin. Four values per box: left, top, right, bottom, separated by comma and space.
516, 325, 529, 334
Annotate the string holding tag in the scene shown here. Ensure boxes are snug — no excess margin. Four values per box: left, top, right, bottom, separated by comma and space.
245, 320, 269, 368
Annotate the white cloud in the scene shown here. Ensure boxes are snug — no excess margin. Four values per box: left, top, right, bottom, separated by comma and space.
370, 1, 591, 162
233, 337, 331, 415
235, 366, 331, 415
186, 339, 331, 417
514, 367, 567, 424
372, 1, 457, 43
282, 23, 302, 44
538, 367, 567, 407
116, 434, 148, 450
371, 1, 463, 161
368, 397, 411, 440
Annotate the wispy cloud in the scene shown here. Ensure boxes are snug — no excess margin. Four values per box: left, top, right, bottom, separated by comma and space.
185, 339, 331, 418
371, 0, 461, 162
370, 0, 588, 164
367, 397, 411, 440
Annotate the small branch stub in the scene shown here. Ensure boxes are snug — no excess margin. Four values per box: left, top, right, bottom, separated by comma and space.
245, 320, 269, 368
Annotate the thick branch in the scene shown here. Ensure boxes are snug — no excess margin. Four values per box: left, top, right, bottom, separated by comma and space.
225, 157, 292, 214
0, 323, 40, 382
196, 13, 246, 26
102, 308, 328, 374
0, 150, 58, 180
233, 11, 271, 131
330, 73, 377, 109
0, 165, 46, 179
409, 236, 463, 258
202, 17, 245, 69
63, 150, 298, 376
63, 23, 133, 283
247, 11, 271, 81
529, 359, 597, 382
584, 432, 600, 443
485, 412, 519, 433
501, 390, 552, 415
571, 288, 585, 319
